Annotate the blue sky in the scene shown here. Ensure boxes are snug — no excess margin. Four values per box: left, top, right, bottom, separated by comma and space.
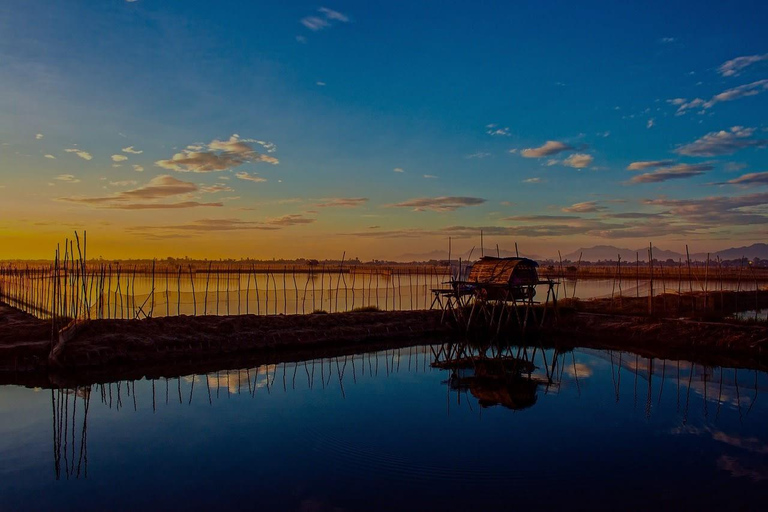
1, 0, 767, 259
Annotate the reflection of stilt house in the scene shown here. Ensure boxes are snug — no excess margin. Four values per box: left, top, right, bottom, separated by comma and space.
432, 341, 560, 411
431, 257, 558, 333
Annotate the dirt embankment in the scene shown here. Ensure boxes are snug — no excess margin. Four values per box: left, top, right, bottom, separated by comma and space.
0, 303, 446, 375
549, 311, 768, 370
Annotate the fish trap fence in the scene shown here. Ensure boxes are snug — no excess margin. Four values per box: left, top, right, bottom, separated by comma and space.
0, 263, 452, 321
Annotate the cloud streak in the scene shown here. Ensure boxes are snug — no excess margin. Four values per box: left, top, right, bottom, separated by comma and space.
388, 196, 486, 212
676, 127, 766, 157
521, 141, 572, 158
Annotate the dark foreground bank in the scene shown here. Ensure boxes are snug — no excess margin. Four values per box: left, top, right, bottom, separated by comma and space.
2, 302, 768, 386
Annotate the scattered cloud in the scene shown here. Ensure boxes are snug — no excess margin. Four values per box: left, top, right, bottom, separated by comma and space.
629, 163, 713, 183
521, 141, 572, 158
674, 80, 768, 115
486, 124, 510, 136
55, 174, 80, 183
132, 164, 144, 172
235, 171, 267, 183
647, 118, 655, 129
200, 184, 234, 194
466, 152, 491, 159
659, 37, 676, 44
393, 167, 404, 173
316, 81, 326, 86
423, 174, 437, 179
705, 79, 768, 108
315, 197, 368, 208
522, 177, 541, 183
718, 54, 768, 77
301, 7, 349, 31
562, 201, 606, 213
127, 219, 281, 236
64, 148, 92, 161
643, 192, 768, 229
627, 160, 676, 170
122, 146, 143, 154
35, 133, 43, 140
156, 134, 278, 173
563, 153, 594, 168
719, 172, 768, 187
44, 154, 56, 159
109, 180, 138, 187
296, 35, 307, 44
58, 175, 222, 210
676, 126, 767, 156
266, 214, 316, 226
389, 196, 486, 212
111, 154, 128, 162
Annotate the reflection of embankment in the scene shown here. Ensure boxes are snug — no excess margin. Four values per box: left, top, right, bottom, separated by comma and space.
46, 343, 768, 481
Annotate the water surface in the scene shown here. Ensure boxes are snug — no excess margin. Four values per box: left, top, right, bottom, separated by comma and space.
1, 345, 767, 510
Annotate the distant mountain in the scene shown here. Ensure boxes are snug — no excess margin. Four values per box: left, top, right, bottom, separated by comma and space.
692, 243, 768, 261
562, 245, 684, 262
563, 243, 768, 263
397, 248, 542, 262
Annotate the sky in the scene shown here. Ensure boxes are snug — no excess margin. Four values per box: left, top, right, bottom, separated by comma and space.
1, 0, 767, 260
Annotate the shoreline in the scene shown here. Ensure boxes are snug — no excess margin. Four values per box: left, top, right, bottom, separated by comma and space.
2, 302, 767, 387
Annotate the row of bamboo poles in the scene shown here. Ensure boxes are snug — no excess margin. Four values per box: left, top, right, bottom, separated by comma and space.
1, 236, 765, 323
0, 233, 459, 322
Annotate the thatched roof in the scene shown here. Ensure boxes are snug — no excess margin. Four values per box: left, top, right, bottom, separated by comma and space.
467, 256, 539, 285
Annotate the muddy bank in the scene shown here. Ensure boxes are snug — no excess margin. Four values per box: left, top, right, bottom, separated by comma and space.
0, 303, 446, 376
548, 311, 768, 370
0, 303, 52, 371
3, 301, 768, 387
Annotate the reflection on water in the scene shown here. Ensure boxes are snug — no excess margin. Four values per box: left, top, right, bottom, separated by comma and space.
2, 345, 768, 509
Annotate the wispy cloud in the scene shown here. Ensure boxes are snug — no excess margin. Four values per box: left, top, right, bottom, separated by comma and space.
562, 201, 606, 213
122, 146, 143, 154
266, 214, 316, 226
59, 175, 222, 210
55, 174, 80, 183
466, 152, 491, 159
522, 177, 541, 183
156, 134, 278, 173
235, 171, 267, 183
521, 141, 572, 158
673, 80, 768, 114
44, 154, 56, 159
486, 124, 510, 136
315, 197, 368, 208
64, 148, 92, 161
718, 54, 768, 77
629, 163, 713, 183
35, 133, 43, 140
719, 172, 768, 187
676, 126, 767, 156
301, 7, 350, 31
200, 184, 234, 194
423, 174, 437, 179
627, 160, 676, 170
393, 167, 405, 173
132, 164, 144, 172
659, 37, 676, 44
389, 196, 486, 212
644, 192, 768, 226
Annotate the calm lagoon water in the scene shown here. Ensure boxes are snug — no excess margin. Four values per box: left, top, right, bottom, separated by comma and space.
1, 345, 767, 511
